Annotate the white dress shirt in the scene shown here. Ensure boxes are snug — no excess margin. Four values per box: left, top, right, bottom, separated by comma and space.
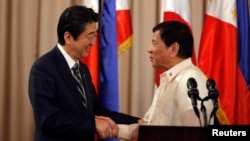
118, 58, 214, 140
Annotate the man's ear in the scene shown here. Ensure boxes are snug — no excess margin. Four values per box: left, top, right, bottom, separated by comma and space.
170, 42, 180, 57
64, 31, 72, 45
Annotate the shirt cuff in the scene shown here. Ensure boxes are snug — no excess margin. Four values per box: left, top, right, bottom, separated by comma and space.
118, 124, 130, 140
118, 124, 138, 140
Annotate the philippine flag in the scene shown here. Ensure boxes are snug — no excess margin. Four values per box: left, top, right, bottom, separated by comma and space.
198, 0, 250, 124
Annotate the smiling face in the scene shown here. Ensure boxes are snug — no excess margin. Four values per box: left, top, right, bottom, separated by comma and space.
63, 22, 98, 61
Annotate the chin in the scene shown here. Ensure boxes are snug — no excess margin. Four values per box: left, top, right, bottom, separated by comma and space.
153, 64, 163, 69
81, 53, 89, 58
152, 64, 157, 68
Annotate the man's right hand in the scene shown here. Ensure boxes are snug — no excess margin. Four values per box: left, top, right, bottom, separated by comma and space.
95, 116, 118, 139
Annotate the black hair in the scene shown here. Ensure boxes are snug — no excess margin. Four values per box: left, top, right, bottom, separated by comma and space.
152, 21, 194, 58
57, 5, 99, 45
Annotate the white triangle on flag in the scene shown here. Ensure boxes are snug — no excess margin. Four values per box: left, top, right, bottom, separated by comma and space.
206, 0, 236, 27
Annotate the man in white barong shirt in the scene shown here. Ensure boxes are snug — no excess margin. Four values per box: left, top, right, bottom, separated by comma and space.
117, 21, 214, 141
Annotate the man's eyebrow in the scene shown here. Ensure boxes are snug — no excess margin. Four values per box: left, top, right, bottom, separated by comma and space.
87, 31, 97, 36
87, 31, 97, 35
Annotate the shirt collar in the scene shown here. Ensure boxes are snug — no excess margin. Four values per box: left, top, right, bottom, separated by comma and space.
57, 43, 78, 69
163, 58, 193, 81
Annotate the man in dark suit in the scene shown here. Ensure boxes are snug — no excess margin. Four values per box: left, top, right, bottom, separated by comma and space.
28, 5, 140, 141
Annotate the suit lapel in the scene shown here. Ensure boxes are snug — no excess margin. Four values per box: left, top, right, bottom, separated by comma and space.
53, 47, 87, 112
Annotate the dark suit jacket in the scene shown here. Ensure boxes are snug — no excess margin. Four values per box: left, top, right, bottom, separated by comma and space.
28, 46, 139, 141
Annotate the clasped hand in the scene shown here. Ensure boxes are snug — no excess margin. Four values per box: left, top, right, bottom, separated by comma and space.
95, 116, 119, 139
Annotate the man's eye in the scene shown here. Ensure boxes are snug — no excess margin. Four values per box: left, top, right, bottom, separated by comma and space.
87, 33, 97, 39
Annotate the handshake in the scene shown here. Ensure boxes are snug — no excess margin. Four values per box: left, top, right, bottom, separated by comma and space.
95, 116, 119, 139
95, 116, 144, 140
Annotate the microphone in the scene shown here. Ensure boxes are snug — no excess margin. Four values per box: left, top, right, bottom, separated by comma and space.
187, 77, 201, 119
206, 78, 219, 121
206, 78, 219, 107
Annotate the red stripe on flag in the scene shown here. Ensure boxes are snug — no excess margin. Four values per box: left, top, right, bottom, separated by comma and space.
236, 69, 250, 123
198, 15, 237, 124
164, 12, 189, 25
116, 10, 132, 47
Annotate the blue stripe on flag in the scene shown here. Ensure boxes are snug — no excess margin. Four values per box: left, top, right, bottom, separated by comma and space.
237, 0, 250, 89
100, 0, 119, 111
99, 1, 119, 140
